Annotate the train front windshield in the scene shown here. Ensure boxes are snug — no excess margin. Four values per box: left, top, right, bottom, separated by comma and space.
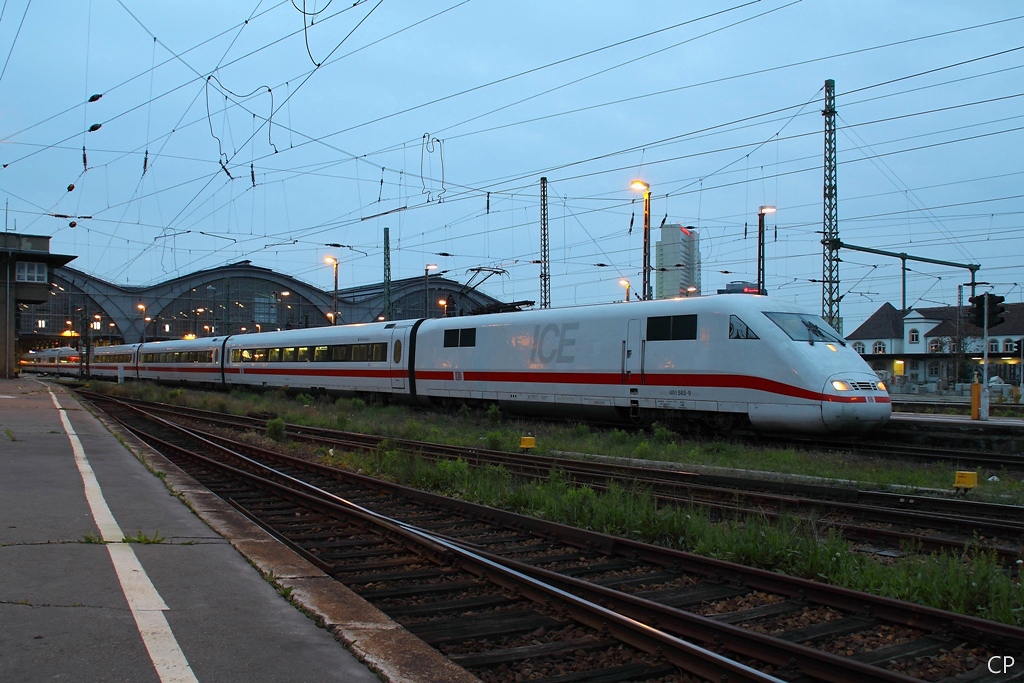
763, 312, 845, 346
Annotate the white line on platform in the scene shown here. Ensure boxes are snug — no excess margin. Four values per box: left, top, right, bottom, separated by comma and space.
50, 389, 199, 683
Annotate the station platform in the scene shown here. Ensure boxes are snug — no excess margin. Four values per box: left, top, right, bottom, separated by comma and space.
0, 377, 476, 683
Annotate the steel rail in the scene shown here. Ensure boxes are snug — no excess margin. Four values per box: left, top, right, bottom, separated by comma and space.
103, 398, 784, 683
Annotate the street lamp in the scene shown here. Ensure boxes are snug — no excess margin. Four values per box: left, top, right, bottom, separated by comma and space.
137, 303, 147, 343
757, 206, 776, 296
324, 256, 339, 325
630, 179, 651, 301
619, 278, 631, 302
424, 264, 437, 316
438, 298, 448, 317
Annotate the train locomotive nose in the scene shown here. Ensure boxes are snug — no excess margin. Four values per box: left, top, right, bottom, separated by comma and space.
821, 373, 892, 432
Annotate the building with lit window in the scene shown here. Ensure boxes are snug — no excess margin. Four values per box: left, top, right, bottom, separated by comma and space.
654, 224, 700, 299
846, 302, 1023, 395
2, 233, 76, 378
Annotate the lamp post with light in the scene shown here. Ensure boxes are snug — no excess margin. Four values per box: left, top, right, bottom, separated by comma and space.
137, 303, 147, 343
630, 180, 651, 300
438, 298, 448, 317
619, 278, 631, 302
424, 263, 437, 316
757, 205, 776, 295
324, 256, 338, 325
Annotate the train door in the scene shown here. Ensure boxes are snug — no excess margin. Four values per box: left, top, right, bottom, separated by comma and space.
390, 327, 408, 391
623, 318, 641, 383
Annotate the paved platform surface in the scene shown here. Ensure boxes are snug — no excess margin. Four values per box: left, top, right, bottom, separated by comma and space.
0, 376, 477, 683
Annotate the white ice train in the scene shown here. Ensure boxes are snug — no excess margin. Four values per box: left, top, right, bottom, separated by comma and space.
89, 295, 891, 434
19, 346, 83, 377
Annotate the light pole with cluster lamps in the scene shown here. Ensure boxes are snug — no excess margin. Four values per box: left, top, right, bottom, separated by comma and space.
424, 263, 437, 316
757, 205, 776, 295
137, 303, 147, 343
630, 180, 651, 300
325, 255, 339, 325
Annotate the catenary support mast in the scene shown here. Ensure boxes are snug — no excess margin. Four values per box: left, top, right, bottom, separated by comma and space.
539, 177, 551, 309
821, 79, 841, 333
383, 227, 392, 321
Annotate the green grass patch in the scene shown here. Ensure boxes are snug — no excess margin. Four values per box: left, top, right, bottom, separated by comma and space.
84, 381, 1024, 505
350, 451, 1024, 626
123, 530, 165, 544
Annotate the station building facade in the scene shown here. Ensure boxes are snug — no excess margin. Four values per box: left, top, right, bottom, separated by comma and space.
846, 301, 1023, 395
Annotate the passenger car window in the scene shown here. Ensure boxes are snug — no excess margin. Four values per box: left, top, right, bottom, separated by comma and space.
647, 315, 697, 341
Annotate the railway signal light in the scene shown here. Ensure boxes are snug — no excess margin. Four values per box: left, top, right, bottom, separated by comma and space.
986, 294, 1006, 329
968, 295, 986, 328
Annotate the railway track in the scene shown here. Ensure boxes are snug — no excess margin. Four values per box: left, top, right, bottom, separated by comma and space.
79, 391, 1024, 564
82, 391, 1024, 682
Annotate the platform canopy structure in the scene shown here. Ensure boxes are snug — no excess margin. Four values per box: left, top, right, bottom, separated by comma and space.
16, 259, 513, 353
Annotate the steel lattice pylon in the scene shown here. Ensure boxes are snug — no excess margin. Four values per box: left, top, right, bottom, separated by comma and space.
539, 177, 551, 309
821, 79, 841, 333
382, 227, 392, 321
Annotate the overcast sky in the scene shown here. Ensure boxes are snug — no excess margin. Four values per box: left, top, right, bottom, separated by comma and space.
1, 0, 1021, 330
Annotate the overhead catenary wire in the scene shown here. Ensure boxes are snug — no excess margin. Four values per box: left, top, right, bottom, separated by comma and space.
1, 2, 1020, 319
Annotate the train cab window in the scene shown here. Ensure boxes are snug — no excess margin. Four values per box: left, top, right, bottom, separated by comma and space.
765, 312, 845, 346
444, 328, 477, 348
281, 347, 296, 362
647, 315, 697, 341
729, 315, 759, 340
267, 348, 281, 362
296, 346, 310, 362
314, 346, 330, 362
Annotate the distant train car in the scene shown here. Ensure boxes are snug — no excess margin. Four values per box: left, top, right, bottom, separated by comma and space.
220, 321, 414, 395
137, 338, 223, 385
19, 347, 82, 377
86, 296, 891, 434
91, 344, 142, 382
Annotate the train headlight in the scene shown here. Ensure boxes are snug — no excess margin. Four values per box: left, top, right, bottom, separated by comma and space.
831, 380, 853, 391
876, 381, 887, 392
826, 343, 837, 352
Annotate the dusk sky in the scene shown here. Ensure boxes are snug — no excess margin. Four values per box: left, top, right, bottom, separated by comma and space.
1, 1, 1021, 330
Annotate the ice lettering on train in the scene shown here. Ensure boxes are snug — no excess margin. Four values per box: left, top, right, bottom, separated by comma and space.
530, 323, 579, 364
